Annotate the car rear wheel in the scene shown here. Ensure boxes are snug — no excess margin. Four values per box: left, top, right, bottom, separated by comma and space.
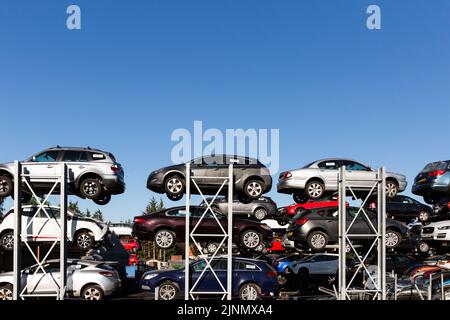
307, 231, 328, 251
244, 180, 264, 199
154, 229, 176, 249
75, 231, 95, 251
418, 211, 430, 223
385, 230, 402, 248
305, 181, 325, 199
165, 175, 185, 198
385, 181, 399, 199
158, 281, 179, 300
93, 194, 111, 205
80, 178, 103, 199
0, 284, 13, 301
239, 283, 261, 300
240, 230, 262, 250
418, 241, 430, 253
0, 231, 14, 251
254, 208, 267, 221
204, 242, 219, 254
0, 175, 13, 198
82, 285, 104, 301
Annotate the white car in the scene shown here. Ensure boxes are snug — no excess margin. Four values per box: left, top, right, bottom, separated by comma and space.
109, 222, 132, 237
421, 220, 450, 245
0, 206, 109, 251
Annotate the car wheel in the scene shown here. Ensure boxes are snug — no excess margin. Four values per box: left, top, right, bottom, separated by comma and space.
385, 230, 402, 248
80, 178, 103, 199
204, 242, 219, 254
0, 284, 13, 301
75, 230, 95, 251
385, 181, 399, 199
305, 181, 325, 199
165, 175, 185, 197
418, 241, 430, 253
277, 218, 288, 226
254, 208, 267, 221
154, 229, 176, 249
418, 211, 430, 223
239, 283, 261, 300
307, 231, 328, 251
0, 175, 13, 198
93, 194, 111, 205
240, 230, 262, 250
244, 180, 264, 199
158, 281, 178, 301
293, 193, 308, 204
167, 193, 183, 201
0, 231, 14, 251
82, 284, 104, 301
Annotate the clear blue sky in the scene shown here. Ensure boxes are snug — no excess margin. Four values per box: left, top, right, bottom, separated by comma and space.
1, 0, 450, 221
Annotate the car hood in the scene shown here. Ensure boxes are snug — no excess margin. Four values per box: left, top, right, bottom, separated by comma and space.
425, 220, 450, 228
152, 164, 184, 175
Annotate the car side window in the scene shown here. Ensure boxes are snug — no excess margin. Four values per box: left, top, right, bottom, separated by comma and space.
318, 161, 338, 170
192, 260, 207, 272
62, 151, 88, 162
343, 161, 369, 171
236, 262, 259, 271
33, 151, 59, 162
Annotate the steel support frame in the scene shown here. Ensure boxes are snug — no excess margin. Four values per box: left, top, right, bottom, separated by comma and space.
338, 166, 386, 300
12, 161, 67, 300
184, 161, 234, 300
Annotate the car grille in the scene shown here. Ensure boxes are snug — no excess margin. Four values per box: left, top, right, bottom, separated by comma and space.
423, 227, 434, 234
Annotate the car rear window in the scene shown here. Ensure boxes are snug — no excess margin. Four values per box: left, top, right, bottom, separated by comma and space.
90, 152, 106, 161
421, 161, 450, 173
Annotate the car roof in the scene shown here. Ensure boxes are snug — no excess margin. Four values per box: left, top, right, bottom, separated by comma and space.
311, 158, 364, 165
45, 146, 107, 153
208, 255, 267, 264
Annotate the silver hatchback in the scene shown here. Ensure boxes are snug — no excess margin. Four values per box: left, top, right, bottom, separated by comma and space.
278, 158, 407, 203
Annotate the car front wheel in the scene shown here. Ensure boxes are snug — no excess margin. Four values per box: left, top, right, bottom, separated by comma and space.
75, 231, 95, 251
385, 230, 401, 248
0, 175, 13, 198
239, 283, 261, 300
385, 181, 399, 199
82, 285, 104, 300
80, 178, 103, 199
158, 281, 179, 300
254, 208, 267, 221
165, 175, 185, 198
154, 229, 176, 249
0, 231, 14, 251
240, 230, 262, 250
418, 211, 430, 223
0, 284, 13, 301
244, 180, 264, 199
307, 231, 328, 251
305, 181, 325, 199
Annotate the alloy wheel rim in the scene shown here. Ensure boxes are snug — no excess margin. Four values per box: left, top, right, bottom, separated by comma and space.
419, 242, 429, 252
0, 288, 13, 300
77, 234, 92, 249
311, 234, 326, 248
255, 210, 265, 220
167, 178, 182, 194
247, 182, 262, 197
160, 284, 176, 300
156, 231, 173, 248
243, 232, 260, 248
207, 243, 218, 253
2, 234, 13, 249
84, 288, 101, 300
419, 212, 429, 221
386, 232, 399, 247
0, 180, 9, 194
242, 285, 258, 300
386, 183, 397, 197
308, 183, 323, 198
83, 182, 98, 196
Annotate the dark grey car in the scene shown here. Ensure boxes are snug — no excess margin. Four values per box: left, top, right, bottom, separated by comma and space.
147, 155, 272, 202
199, 196, 278, 221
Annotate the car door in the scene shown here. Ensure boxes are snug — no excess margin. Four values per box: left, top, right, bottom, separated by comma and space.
317, 161, 339, 190
190, 259, 225, 293
347, 207, 372, 235
341, 160, 376, 189
386, 196, 403, 218
21, 207, 36, 239
26, 262, 60, 294
37, 207, 62, 241
61, 150, 90, 183
191, 207, 225, 238
23, 150, 59, 184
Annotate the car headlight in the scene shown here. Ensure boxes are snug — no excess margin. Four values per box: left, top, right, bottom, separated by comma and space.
143, 273, 158, 280
438, 226, 450, 230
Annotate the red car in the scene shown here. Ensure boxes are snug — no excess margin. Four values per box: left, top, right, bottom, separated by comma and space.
128, 254, 139, 266
281, 199, 341, 216
120, 238, 140, 253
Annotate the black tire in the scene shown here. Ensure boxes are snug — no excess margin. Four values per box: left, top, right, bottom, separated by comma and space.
0, 284, 13, 301
204, 242, 219, 254
418, 241, 430, 254
254, 208, 267, 221
243, 179, 265, 199
307, 230, 328, 251
82, 284, 104, 300
164, 175, 185, 197
0, 175, 13, 198
240, 230, 262, 250
385, 230, 402, 249
277, 218, 288, 226
305, 180, 325, 199
418, 211, 430, 223
0, 231, 14, 251
158, 281, 179, 300
385, 180, 399, 199
154, 229, 176, 249
293, 193, 308, 204
238, 193, 253, 204
80, 178, 103, 199
93, 194, 111, 205
167, 193, 183, 201
75, 230, 95, 251
239, 283, 261, 300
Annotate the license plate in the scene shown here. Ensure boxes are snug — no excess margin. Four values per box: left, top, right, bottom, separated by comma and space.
422, 234, 432, 238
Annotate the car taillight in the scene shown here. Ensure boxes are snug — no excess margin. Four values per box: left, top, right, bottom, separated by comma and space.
99, 271, 114, 277
134, 217, 145, 224
111, 165, 120, 173
266, 271, 277, 278
282, 172, 292, 179
296, 217, 309, 226
448, 202, 450, 209
428, 170, 445, 177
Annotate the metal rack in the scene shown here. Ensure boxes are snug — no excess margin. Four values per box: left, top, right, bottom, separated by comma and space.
338, 166, 386, 300
13, 161, 67, 300
184, 160, 235, 300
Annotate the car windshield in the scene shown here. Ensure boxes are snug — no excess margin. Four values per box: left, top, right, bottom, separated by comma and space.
421, 161, 450, 173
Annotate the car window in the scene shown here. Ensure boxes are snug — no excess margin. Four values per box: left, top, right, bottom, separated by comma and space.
192, 260, 207, 272
400, 197, 414, 204
90, 152, 106, 161
236, 261, 259, 271
22, 207, 37, 217
318, 161, 338, 170
37, 208, 61, 219
62, 151, 88, 162
166, 209, 189, 217
342, 161, 370, 171
421, 161, 450, 173
33, 151, 59, 162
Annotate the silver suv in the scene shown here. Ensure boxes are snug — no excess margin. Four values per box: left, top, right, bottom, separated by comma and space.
0, 146, 125, 205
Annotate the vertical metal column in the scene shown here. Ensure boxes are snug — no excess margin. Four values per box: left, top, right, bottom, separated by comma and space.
227, 162, 234, 301
184, 162, 191, 301
377, 167, 386, 300
13, 161, 22, 301
338, 166, 346, 300
59, 163, 67, 300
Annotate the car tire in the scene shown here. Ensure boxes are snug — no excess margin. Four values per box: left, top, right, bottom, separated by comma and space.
0, 175, 13, 198
385, 230, 402, 249
385, 181, 399, 199
307, 230, 328, 251
418, 241, 430, 253
93, 194, 111, 205
293, 193, 308, 204
277, 218, 288, 226
0, 284, 13, 301
80, 178, 103, 199
239, 283, 261, 300
240, 230, 262, 250
154, 229, 176, 249
254, 208, 267, 221
0, 231, 14, 251
164, 175, 185, 198
158, 281, 179, 301
418, 211, 430, 223
75, 230, 95, 251
237, 194, 253, 204
204, 242, 219, 254
82, 284, 104, 301
305, 180, 325, 199
244, 179, 265, 199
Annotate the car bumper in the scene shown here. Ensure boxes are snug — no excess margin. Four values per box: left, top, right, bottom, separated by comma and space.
277, 179, 306, 194
422, 232, 450, 241
104, 279, 122, 296
146, 173, 165, 193
102, 174, 126, 195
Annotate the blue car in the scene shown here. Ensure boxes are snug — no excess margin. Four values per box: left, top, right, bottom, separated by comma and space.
140, 256, 279, 300
274, 254, 304, 273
